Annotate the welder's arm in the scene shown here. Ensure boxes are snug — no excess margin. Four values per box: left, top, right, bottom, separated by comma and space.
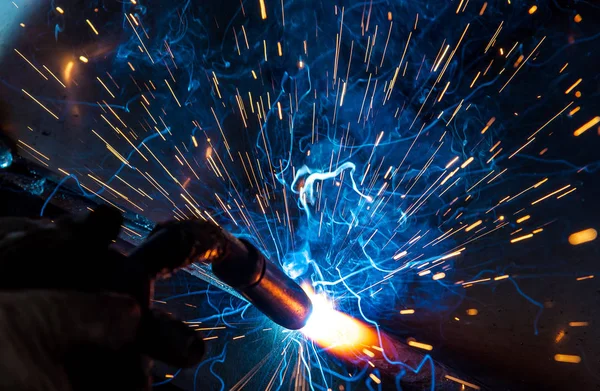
0, 207, 204, 391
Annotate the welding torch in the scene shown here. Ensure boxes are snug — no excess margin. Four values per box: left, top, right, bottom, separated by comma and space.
130, 217, 314, 366
0, 205, 312, 389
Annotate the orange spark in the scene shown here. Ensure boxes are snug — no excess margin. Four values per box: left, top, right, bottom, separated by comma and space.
573, 116, 600, 136
554, 354, 581, 364
259, 0, 267, 19
407, 340, 433, 351
568, 228, 597, 245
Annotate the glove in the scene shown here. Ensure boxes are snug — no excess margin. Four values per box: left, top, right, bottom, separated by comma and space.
0, 206, 205, 391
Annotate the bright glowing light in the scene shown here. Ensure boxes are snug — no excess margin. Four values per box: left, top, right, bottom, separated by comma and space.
568, 228, 597, 245
301, 285, 378, 358
407, 340, 433, 351
259, 0, 267, 19
63, 61, 75, 84
554, 354, 581, 364
568, 321, 589, 327
573, 117, 600, 136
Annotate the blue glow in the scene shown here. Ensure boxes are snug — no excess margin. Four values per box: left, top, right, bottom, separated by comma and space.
6, 0, 597, 389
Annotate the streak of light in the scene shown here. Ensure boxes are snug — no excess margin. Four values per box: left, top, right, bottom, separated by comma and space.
485, 22, 503, 53
494, 275, 509, 280
556, 188, 576, 199
445, 375, 481, 390
555, 330, 565, 343
194, 326, 226, 331
407, 340, 432, 351
379, 21, 393, 67
263, 40, 267, 62
17, 140, 50, 160
56, 6, 64, 14
465, 220, 482, 232
400, 309, 414, 315
115, 175, 151, 200
13, 49, 48, 80
121, 225, 142, 237
445, 156, 459, 169
516, 215, 530, 223
573, 116, 600, 136
531, 185, 571, 205
42, 65, 66, 88
554, 354, 581, 364
479, 2, 487, 15
528, 5, 537, 14
232, 335, 246, 340
125, 13, 154, 63
438, 81, 450, 102
568, 228, 597, 245
480, 117, 495, 134
79, 55, 89, 63
565, 78, 582, 94
432, 272, 446, 280
574, 14, 582, 23
433, 45, 450, 72
462, 278, 490, 287
17, 147, 49, 167
466, 309, 478, 315
393, 250, 407, 260
86, 19, 99, 35
508, 137, 535, 159
460, 156, 474, 169
80, 184, 125, 212
510, 233, 533, 243
576, 275, 594, 281
499, 37, 546, 93
97, 77, 115, 98
259, 0, 267, 19
470, 71, 481, 88
569, 322, 589, 327
165, 79, 182, 107
21, 89, 59, 120
369, 374, 381, 384
528, 102, 573, 139
467, 170, 495, 192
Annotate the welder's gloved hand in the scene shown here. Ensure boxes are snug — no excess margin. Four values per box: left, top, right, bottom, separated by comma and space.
0, 206, 205, 391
